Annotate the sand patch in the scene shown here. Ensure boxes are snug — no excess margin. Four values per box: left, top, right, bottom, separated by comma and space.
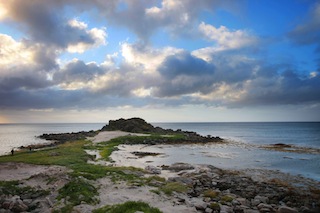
88, 131, 149, 143
0, 162, 68, 181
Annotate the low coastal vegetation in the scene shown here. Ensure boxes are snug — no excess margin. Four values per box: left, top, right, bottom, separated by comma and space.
0, 180, 49, 198
159, 182, 189, 195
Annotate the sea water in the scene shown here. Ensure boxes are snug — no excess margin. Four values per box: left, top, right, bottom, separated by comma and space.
0, 123, 104, 155
0, 122, 319, 180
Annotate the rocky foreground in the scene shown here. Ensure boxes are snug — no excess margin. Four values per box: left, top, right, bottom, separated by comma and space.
1, 161, 319, 213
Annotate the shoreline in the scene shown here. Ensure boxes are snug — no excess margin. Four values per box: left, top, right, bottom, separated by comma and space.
1, 119, 320, 212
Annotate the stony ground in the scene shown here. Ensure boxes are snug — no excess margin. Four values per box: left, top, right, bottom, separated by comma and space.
1, 161, 319, 213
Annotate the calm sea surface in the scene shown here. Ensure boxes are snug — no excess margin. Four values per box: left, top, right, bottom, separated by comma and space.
0, 122, 319, 180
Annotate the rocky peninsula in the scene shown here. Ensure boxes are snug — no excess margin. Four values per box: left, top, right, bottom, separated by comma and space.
0, 118, 319, 213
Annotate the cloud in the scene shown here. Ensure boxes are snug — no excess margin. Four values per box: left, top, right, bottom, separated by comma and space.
0, 0, 107, 51
0, 0, 319, 114
236, 69, 320, 107
288, 2, 320, 52
53, 59, 104, 90
153, 51, 214, 97
0, 34, 54, 91
199, 22, 258, 50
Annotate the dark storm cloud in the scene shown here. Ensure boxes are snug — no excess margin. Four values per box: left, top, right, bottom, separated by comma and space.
155, 51, 215, 97
234, 68, 320, 107
0, 71, 51, 91
159, 51, 214, 78
53, 60, 104, 84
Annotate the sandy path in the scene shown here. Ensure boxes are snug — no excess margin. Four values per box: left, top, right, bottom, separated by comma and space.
74, 178, 197, 213
88, 131, 149, 143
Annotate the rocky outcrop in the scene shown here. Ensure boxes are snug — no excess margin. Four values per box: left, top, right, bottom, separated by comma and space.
37, 130, 97, 145
37, 118, 223, 146
101, 118, 223, 144
101, 118, 161, 133
161, 164, 320, 213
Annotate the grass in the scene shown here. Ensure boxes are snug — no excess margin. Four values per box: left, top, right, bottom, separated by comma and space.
203, 189, 219, 198
0, 140, 90, 166
57, 177, 99, 206
221, 195, 233, 202
92, 201, 162, 213
0, 180, 49, 197
0, 134, 187, 213
210, 202, 221, 211
0, 139, 147, 213
160, 182, 189, 195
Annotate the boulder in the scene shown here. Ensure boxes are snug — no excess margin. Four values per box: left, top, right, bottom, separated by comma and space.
220, 205, 233, 213
277, 206, 298, 213
162, 163, 195, 172
145, 165, 161, 174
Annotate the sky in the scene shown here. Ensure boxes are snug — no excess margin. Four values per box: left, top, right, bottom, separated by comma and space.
0, 0, 320, 123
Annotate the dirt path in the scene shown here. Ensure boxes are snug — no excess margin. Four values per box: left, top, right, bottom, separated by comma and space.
88, 130, 149, 143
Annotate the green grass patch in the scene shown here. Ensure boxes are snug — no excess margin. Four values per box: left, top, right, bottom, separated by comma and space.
160, 182, 188, 195
0, 180, 49, 197
210, 202, 221, 211
93, 201, 162, 213
221, 195, 233, 202
57, 177, 98, 206
203, 189, 219, 198
0, 140, 90, 166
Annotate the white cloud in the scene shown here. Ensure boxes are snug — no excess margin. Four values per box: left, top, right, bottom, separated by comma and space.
0, 34, 34, 69
199, 22, 258, 50
121, 42, 183, 73
66, 19, 107, 53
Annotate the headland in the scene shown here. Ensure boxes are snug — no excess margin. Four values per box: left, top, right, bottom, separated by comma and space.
0, 118, 319, 213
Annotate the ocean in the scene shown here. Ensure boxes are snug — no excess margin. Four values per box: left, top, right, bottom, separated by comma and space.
0, 122, 319, 180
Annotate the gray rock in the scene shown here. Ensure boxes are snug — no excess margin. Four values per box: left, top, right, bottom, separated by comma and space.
277, 206, 298, 213
148, 179, 164, 187
168, 176, 193, 185
251, 198, 261, 206
22, 199, 33, 206
11, 199, 28, 212
257, 203, 274, 213
237, 198, 250, 206
259, 208, 272, 213
145, 165, 161, 174
255, 195, 269, 204
212, 181, 218, 186
244, 209, 260, 213
220, 205, 233, 213
195, 201, 207, 211
164, 163, 195, 172
1, 200, 11, 209
252, 195, 269, 206
205, 207, 213, 213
